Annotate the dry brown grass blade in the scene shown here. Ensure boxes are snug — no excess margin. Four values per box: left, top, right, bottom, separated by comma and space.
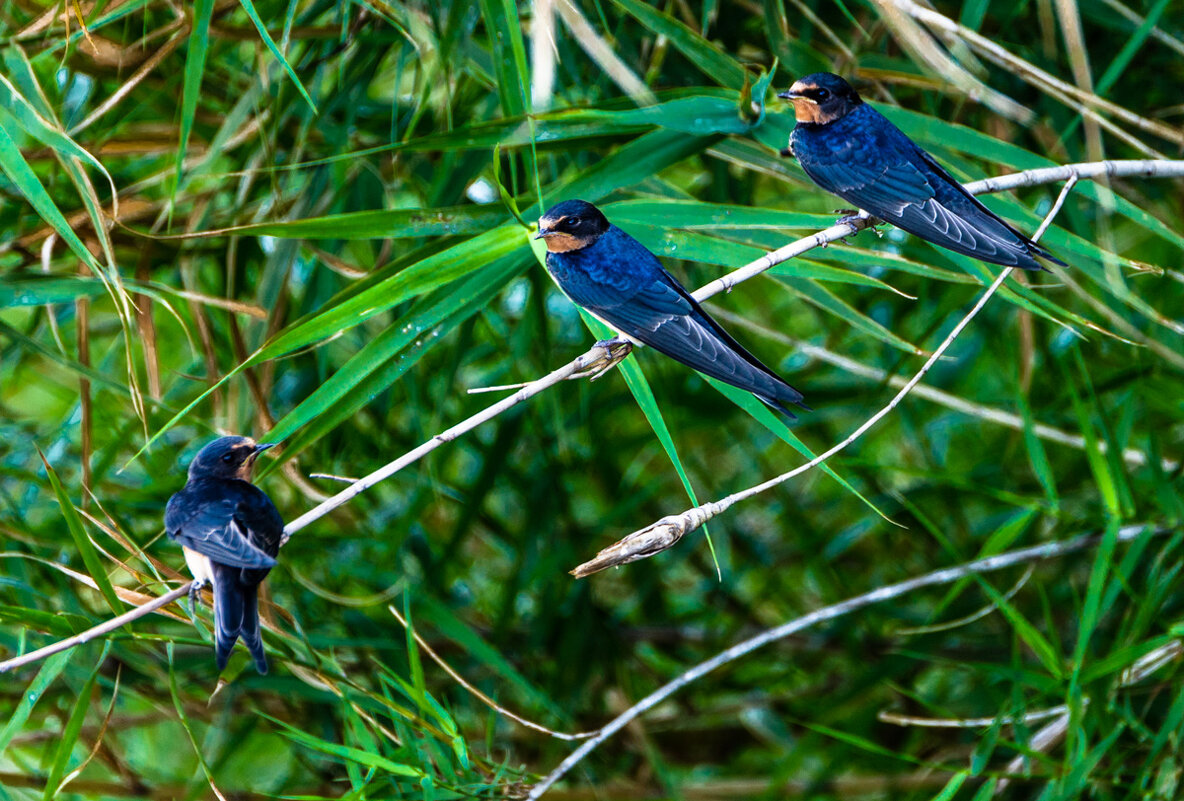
1053, 0, 1105, 162
68, 24, 187, 135
890, 0, 1184, 148
553, 0, 656, 106
866, 0, 1033, 123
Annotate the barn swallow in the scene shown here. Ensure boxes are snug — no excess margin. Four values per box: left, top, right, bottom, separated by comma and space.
536, 199, 807, 416
779, 73, 1064, 270
165, 436, 282, 673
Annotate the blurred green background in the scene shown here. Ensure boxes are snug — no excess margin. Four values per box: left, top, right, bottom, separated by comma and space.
1, 0, 1182, 797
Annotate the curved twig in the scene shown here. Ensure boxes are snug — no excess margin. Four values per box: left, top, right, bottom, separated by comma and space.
571, 175, 1078, 576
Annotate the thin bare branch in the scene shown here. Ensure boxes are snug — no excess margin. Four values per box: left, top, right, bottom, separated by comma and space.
570, 176, 1078, 577
0, 583, 190, 673
527, 524, 1164, 799
710, 307, 1177, 472
878, 703, 1071, 728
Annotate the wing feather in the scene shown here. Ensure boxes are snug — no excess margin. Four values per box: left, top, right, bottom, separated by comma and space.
166, 485, 280, 569
795, 106, 1061, 269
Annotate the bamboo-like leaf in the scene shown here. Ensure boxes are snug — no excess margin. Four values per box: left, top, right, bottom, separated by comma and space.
262, 257, 526, 463
39, 452, 123, 616
265, 713, 426, 777
610, 0, 745, 87
0, 650, 74, 753
704, 378, 894, 522
578, 311, 706, 521
175, 0, 216, 192
42, 643, 111, 801
478, 0, 530, 118
0, 121, 100, 272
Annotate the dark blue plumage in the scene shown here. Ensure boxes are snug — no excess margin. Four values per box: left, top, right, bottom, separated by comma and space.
538, 200, 806, 416
166, 436, 282, 673
781, 73, 1063, 271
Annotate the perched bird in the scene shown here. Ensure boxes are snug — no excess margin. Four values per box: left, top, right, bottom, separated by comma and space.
779, 73, 1064, 270
166, 436, 282, 673
536, 199, 807, 416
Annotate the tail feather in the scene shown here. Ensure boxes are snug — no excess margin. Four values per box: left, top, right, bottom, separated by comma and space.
212, 565, 244, 672
211, 564, 268, 673
1029, 239, 1067, 268
758, 392, 812, 420
238, 584, 268, 674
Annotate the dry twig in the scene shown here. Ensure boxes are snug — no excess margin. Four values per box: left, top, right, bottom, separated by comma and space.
528, 524, 1166, 798
571, 175, 1079, 576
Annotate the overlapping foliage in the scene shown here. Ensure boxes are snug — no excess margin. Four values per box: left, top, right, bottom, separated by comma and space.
1, 0, 1182, 798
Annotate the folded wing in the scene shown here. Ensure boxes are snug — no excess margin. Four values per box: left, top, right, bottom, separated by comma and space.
166, 492, 278, 569
563, 241, 804, 411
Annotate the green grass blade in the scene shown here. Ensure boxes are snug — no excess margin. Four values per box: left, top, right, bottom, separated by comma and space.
0, 650, 74, 753
610, 0, 745, 87
578, 310, 713, 559
264, 713, 426, 777
478, 0, 529, 118
973, 575, 1064, 679
0, 120, 100, 272
263, 258, 525, 460
175, 0, 216, 193
704, 378, 894, 522
1069, 520, 1121, 691
223, 204, 511, 239
39, 452, 123, 616
784, 279, 923, 355
237, 0, 317, 111
42, 642, 111, 801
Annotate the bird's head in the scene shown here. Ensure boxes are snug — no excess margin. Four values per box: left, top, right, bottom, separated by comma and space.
778, 73, 862, 125
535, 200, 610, 253
188, 436, 274, 481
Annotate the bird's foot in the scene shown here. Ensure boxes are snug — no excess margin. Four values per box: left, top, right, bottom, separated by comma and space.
188, 579, 209, 612
833, 210, 883, 235
779, 145, 795, 159
571, 337, 633, 381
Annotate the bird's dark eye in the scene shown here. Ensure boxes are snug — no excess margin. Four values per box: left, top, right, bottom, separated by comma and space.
567, 216, 581, 228
815, 88, 831, 100
221, 453, 235, 463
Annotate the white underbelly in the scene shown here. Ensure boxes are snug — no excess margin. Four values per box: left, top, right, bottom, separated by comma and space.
544, 272, 645, 347
183, 547, 215, 585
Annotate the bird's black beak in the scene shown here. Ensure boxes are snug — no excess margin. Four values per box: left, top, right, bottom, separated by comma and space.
778, 89, 804, 100
534, 226, 554, 240
253, 443, 275, 455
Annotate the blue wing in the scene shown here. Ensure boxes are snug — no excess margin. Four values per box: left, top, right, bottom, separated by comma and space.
795, 105, 1061, 269
166, 482, 281, 569
551, 228, 805, 412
